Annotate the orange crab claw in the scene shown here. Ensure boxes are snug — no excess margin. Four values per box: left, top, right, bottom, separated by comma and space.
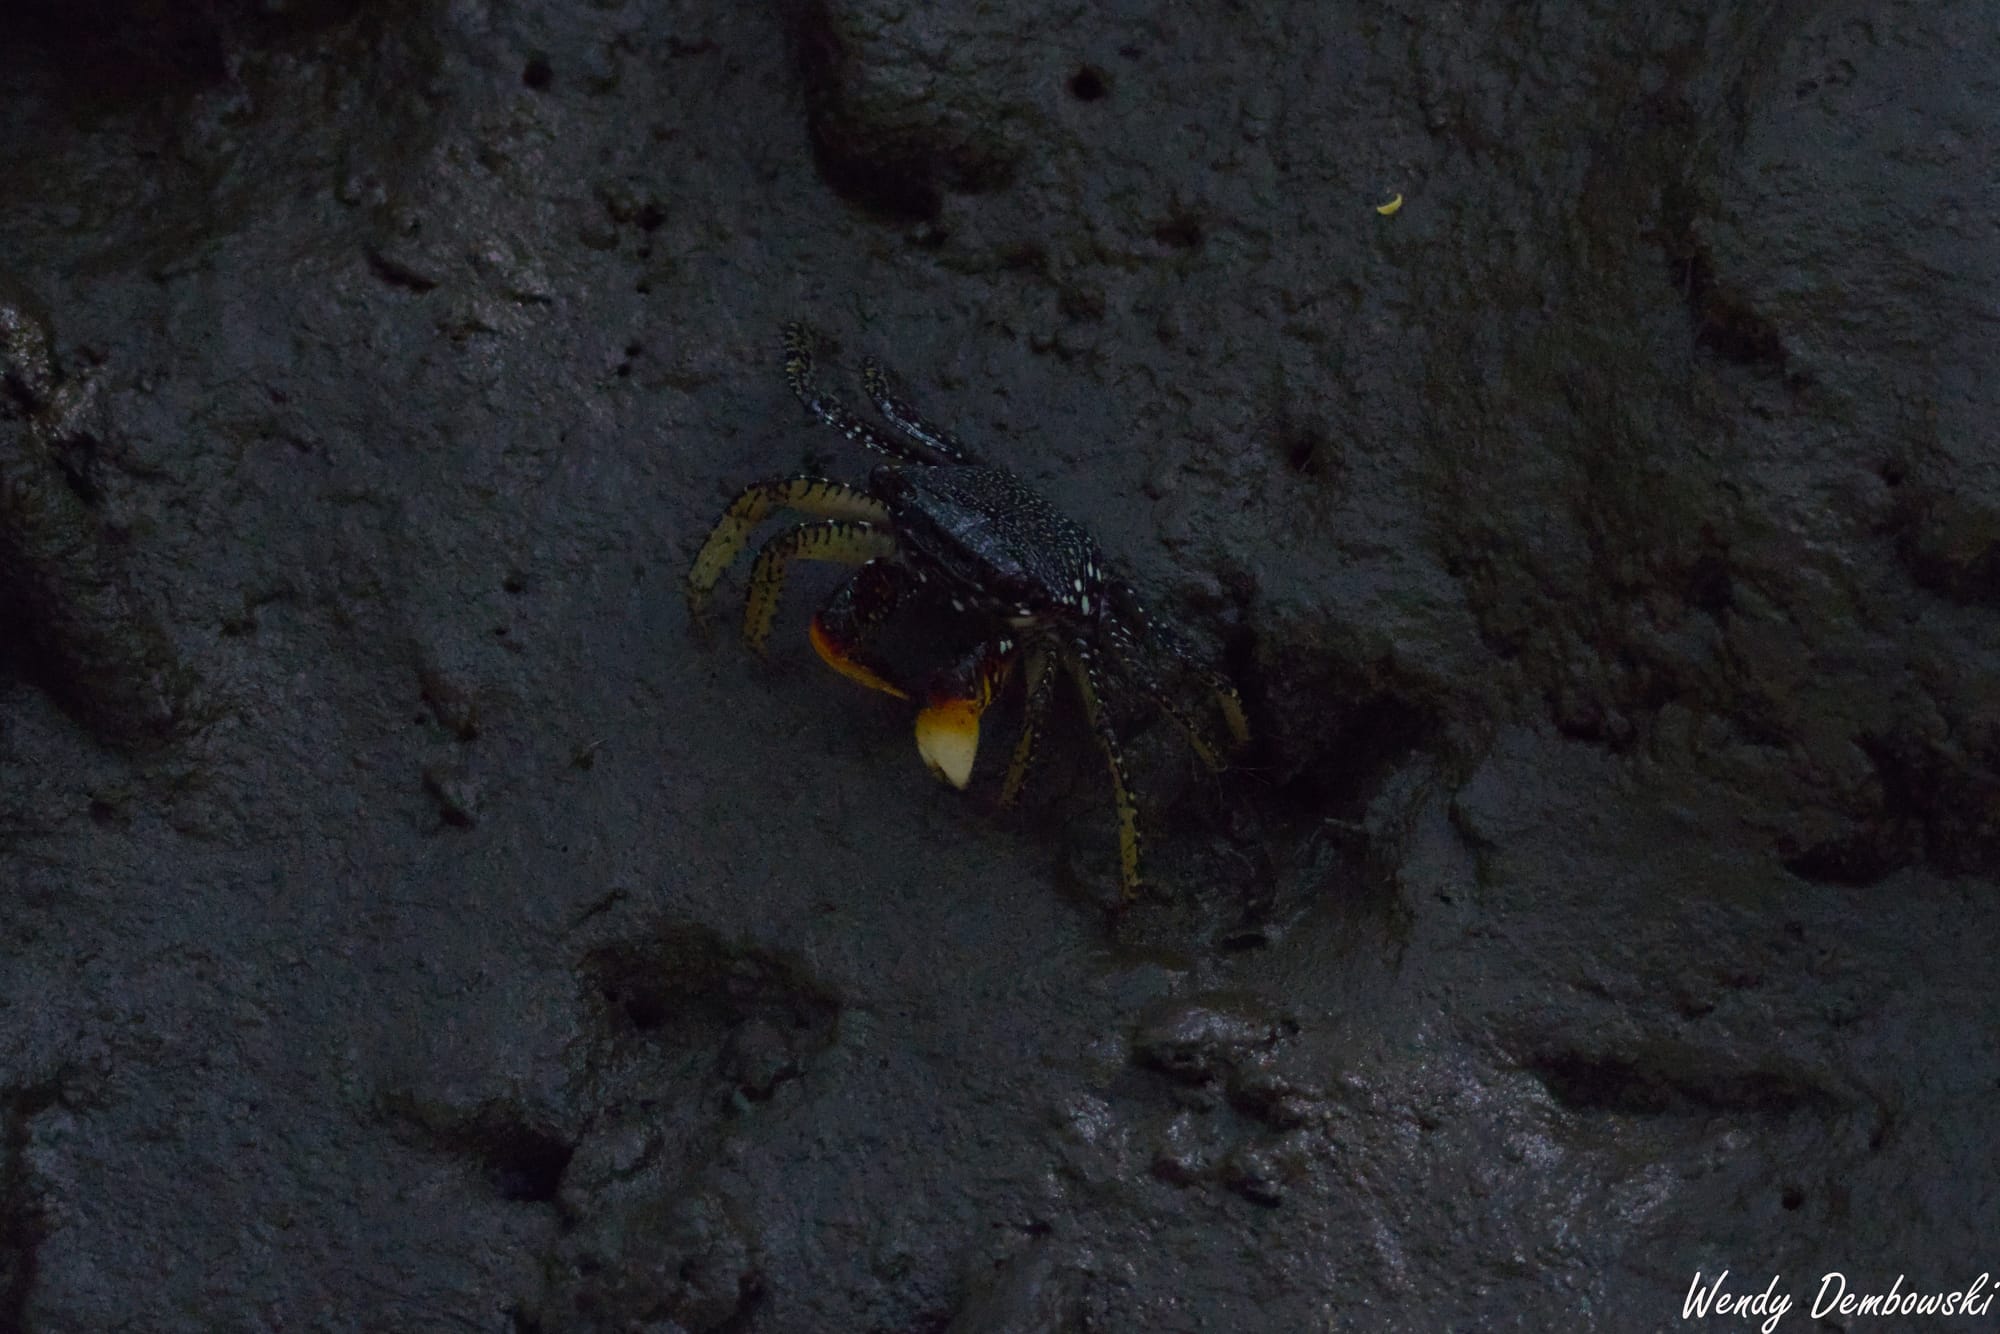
914, 642, 1016, 789
809, 613, 909, 700
915, 695, 986, 789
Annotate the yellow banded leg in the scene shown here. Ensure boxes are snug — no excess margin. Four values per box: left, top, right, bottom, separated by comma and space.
1104, 590, 1250, 762
1132, 666, 1249, 771
1066, 649, 1144, 903
808, 558, 911, 700
685, 476, 889, 621
861, 356, 973, 464
914, 637, 1018, 790
782, 322, 925, 463
1204, 671, 1251, 747
1138, 681, 1232, 772
1124, 661, 1250, 767
998, 647, 1055, 809
1208, 684, 1240, 748
743, 520, 899, 654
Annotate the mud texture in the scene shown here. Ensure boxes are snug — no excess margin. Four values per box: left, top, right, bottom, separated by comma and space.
2, 1, 1995, 1330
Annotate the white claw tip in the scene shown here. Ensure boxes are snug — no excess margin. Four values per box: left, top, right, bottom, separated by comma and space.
915, 702, 981, 790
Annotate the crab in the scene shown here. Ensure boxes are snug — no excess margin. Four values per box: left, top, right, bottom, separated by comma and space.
685, 323, 1248, 899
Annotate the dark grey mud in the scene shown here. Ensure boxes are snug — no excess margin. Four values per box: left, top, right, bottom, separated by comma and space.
1, 0, 1994, 1329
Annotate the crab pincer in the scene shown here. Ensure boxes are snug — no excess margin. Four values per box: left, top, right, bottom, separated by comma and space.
686, 322, 1249, 900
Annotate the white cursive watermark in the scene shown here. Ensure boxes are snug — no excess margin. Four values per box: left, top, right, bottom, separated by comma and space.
1682, 1270, 1995, 1331
1683, 1270, 1791, 1333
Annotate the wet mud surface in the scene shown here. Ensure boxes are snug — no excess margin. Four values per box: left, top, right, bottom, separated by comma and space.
2, 1, 1996, 1329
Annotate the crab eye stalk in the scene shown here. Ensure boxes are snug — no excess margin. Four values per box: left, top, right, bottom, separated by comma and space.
689, 322, 1246, 902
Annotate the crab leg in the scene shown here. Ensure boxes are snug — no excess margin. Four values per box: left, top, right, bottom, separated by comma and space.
783, 323, 949, 466
743, 520, 899, 654
913, 636, 1018, 790
1115, 654, 1239, 772
685, 476, 889, 621
809, 558, 912, 700
998, 646, 1055, 809
1066, 647, 1145, 902
861, 357, 975, 464
1105, 585, 1249, 763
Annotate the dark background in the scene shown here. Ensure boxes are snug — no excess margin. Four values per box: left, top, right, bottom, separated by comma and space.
2, 1, 1995, 1329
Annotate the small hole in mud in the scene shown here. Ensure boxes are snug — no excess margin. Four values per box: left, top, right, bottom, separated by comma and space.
1153, 212, 1204, 250
1068, 65, 1109, 101
1059, 286, 1105, 323
1283, 430, 1337, 479
1877, 458, 1906, 487
1781, 1186, 1804, 1211
485, 1127, 573, 1203
522, 54, 554, 90
605, 985, 666, 1031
